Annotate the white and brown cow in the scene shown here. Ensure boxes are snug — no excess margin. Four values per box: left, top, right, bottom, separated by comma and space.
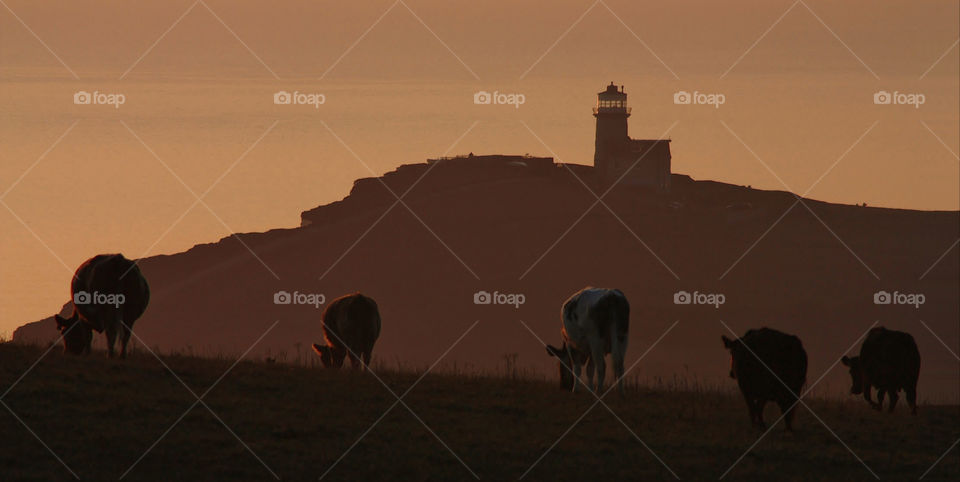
546, 287, 630, 394
312, 293, 381, 371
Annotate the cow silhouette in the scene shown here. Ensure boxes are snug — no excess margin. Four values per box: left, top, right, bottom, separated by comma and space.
53, 254, 150, 358
312, 293, 381, 370
842, 327, 920, 414
547, 287, 630, 394
722, 328, 807, 431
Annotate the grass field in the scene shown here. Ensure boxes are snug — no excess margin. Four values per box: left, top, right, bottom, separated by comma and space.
0, 342, 957, 481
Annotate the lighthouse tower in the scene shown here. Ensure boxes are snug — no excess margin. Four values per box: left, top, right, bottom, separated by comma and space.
592, 82, 671, 190
593, 82, 630, 172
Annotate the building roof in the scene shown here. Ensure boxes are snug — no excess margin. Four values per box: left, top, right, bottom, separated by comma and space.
598, 82, 625, 96
628, 139, 672, 159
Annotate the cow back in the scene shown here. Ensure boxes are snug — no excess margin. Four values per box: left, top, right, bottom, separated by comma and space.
322, 293, 381, 353
560, 287, 629, 354
71, 254, 150, 331
733, 328, 807, 400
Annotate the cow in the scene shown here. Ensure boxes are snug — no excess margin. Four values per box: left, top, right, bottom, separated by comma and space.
841, 327, 920, 415
722, 328, 807, 431
312, 293, 381, 371
53, 254, 150, 358
546, 287, 630, 395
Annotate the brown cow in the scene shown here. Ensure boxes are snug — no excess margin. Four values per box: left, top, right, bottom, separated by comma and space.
842, 327, 920, 414
722, 328, 807, 431
53, 254, 150, 358
312, 293, 381, 370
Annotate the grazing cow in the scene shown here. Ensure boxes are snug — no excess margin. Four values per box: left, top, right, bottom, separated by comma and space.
841, 327, 920, 415
722, 328, 807, 431
53, 254, 150, 358
546, 287, 630, 394
312, 293, 381, 370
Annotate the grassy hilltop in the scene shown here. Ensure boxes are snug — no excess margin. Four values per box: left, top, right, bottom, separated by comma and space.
1, 343, 957, 481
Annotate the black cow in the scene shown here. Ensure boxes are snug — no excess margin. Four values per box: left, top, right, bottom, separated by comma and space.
722, 328, 808, 431
312, 293, 381, 370
53, 254, 150, 358
842, 327, 920, 414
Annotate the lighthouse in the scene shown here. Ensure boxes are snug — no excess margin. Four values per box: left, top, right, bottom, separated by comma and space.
592, 82, 671, 190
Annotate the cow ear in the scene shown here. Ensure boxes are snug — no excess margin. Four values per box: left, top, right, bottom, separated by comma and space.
721, 335, 733, 348
841, 356, 850, 366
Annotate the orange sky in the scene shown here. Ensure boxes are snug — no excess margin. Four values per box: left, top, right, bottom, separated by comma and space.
1, 0, 958, 337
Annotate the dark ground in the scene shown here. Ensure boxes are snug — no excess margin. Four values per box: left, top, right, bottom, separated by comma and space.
0, 342, 957, 481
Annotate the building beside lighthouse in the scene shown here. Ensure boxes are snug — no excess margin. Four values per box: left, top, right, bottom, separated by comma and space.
593, 82, 671, 190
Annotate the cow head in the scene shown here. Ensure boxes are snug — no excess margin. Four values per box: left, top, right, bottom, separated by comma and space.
54, 313, 93, 355
841, 356, 864, 394
721, 335, 739, 379
312, 343, 345, 369
546, 343, 588, 390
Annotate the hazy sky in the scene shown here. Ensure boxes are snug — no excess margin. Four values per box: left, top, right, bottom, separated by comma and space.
1, 0, 958, 337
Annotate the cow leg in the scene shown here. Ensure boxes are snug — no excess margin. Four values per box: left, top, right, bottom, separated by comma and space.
876, 389, 886, 410
609, 319, 627, 396
739, 391, 754, 427
585, 357, 595, 390
887, 391, 899, 413
863, 384, 880, 410
907, 385, 918, 415
571, 359, 582, 393
105, 324, 118, 358
361, 350, 372, 372
119, 320, 132, 359
591, 347, 606, 394
612, 352, 626, 396
347, 351, 360, 370
743, 400, 763, 427
754, 399, 767, 429
778, 398, 797, 432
